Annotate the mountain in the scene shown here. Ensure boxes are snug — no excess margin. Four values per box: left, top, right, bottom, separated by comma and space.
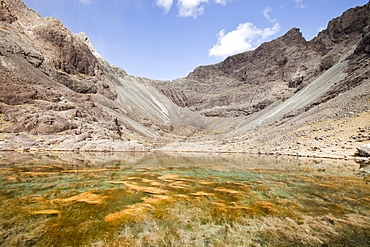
155, 7, 369, 118
0, 0, 216, 152
0, 0, 369, 158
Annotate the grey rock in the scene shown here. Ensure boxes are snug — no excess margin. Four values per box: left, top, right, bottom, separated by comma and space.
60, 139, 145, 152
1, 105, 77, 134
356, 144, 370, 157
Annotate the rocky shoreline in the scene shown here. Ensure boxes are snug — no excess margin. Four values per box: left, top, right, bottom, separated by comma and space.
0, 141, 368, 164
1, 108, 369, 162
0, 1, 369, 162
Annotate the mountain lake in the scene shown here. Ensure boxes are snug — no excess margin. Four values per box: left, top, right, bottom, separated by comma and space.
0, 151, 369, 246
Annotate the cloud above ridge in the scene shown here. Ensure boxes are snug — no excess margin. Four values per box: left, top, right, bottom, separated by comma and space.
155, 0, 232, 18
263, 6, 276, 23
209, 7, 281, 58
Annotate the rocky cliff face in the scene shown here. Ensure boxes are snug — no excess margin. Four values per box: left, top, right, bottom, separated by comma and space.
154, 4, 370, 118
0, 0, 215, 151
0, 0, 369, 156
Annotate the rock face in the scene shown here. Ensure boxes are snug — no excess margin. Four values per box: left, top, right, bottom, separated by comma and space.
154, 4, 370, 118
0, 0, 212, 151
0, 0, 369, 154
1, 105, 77, 134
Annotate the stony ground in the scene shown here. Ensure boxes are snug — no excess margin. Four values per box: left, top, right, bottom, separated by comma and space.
154, 81, 370, 162
153, 111, 370, 161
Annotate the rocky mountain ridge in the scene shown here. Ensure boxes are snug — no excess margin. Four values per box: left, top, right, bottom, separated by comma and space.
0, 0, 221, 151
154, 4, 370, 118
0, 0, 369, 158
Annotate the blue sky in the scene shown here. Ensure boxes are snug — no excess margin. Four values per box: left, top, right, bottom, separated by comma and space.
22, 0, 367, 81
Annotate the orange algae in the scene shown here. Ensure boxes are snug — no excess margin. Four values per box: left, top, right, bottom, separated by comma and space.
253, 201, 279, 214
121, 181, 170, 194
5, 176, 17, 181
158, 174, 182, 180
54, 191, 108, 204
173, 194, 190, 199
62, 169, 113, 173
149, 181, 163, 186
142, 195, 172, 204
318, 183, 332, 187
231, 205, 253, 211
199, 181, 218, 185
126, 176, 143, 180
157, 173, 197, 182
167, 181, 189, 189
106, 181, 127, 184
105, 204, 151, 225
210, 201, 228, 208
363, 197, 370, 202
214, 187, 242, 194
105, 195, 172, 225
142, 178, 157, 183
107, 180, 169, 194
191, 191, 217, 197
31, 209, 61, 215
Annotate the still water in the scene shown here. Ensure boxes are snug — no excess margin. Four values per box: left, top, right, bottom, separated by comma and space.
0, 151, 369, 247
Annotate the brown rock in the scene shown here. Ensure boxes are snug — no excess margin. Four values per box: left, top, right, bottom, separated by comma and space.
0, 84, 36, 105
1, 106, 77, 134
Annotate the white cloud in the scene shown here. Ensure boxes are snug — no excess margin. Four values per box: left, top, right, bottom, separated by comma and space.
177, 0, 209, 18
155, 0, 232, 18
214, 0, 231, 6
156, 0, 173, 14
209, 7, 280, 57
294, 0, 305, 9
79, 0, 91, 4
263, 6, 276, 23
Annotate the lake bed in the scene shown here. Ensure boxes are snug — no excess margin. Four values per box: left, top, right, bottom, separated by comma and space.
1, 151, 369, 246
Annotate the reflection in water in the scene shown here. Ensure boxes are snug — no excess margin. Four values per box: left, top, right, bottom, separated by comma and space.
0, 151, 369, 246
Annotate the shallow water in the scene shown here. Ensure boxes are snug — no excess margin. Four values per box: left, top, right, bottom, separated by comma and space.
0, 151, 369, 246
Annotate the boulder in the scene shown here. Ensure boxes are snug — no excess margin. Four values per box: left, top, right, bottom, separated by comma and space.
356, 144, 370, 157
0, 134, 36, 150
0, 84, 36, 105
1, 105, 77, 134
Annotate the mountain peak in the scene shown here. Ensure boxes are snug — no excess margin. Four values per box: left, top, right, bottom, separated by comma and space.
281, 27, 306, 44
